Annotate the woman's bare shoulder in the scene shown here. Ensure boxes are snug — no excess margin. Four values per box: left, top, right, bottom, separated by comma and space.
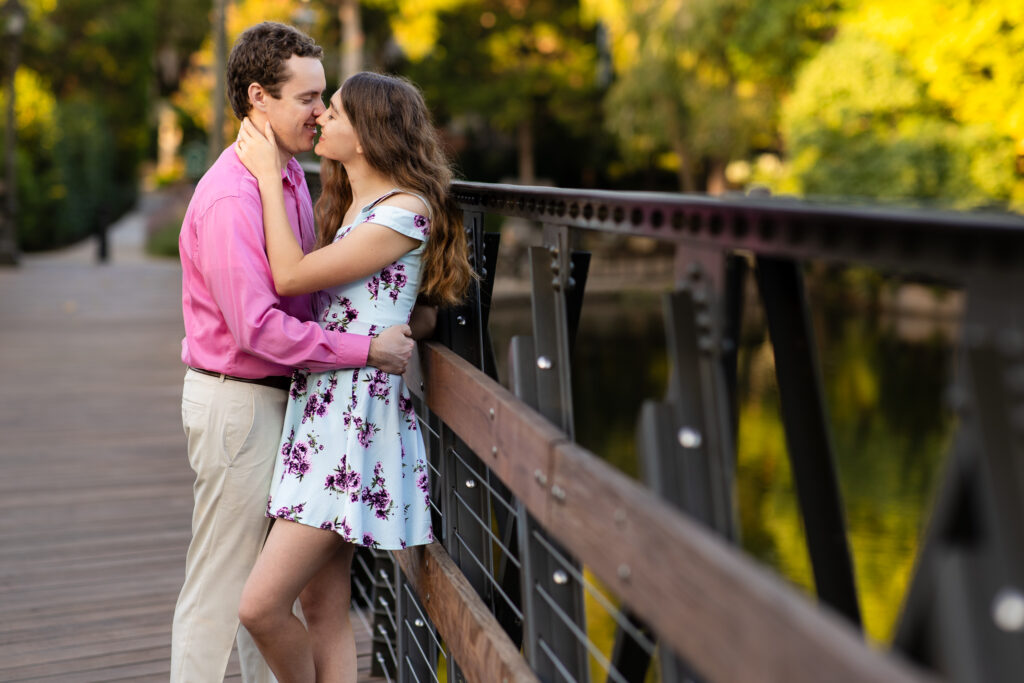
378, 191, 430, 216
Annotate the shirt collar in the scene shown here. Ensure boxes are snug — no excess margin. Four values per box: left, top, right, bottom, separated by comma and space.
281, 157, 303, 187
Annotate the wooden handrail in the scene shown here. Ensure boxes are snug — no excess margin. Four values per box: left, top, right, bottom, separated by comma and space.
414, 341, 938, 683
395, 542, 539, 683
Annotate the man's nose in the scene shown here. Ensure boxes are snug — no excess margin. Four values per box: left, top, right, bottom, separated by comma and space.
313, 99, 326, 117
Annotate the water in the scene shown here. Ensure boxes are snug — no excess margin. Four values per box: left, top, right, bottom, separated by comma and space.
488, 267, 957, 646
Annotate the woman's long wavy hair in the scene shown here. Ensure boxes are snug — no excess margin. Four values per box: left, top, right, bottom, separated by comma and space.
314, 72, 474, 306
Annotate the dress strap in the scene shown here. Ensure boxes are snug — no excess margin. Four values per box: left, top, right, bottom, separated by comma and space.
365, 188, 433, 219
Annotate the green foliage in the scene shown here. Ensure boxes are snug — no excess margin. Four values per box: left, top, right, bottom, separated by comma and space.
54, 97, 116, 243
396, 0, 604, 184
780, 30, 1018, 206
5, 90, 121, 250
8, 0, 157, 250
593, 0, 842, 191
146, 216, 183, 259
0, 67, 57, 251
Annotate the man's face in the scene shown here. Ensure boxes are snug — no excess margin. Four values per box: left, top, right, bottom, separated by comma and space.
262, 55, 326, 158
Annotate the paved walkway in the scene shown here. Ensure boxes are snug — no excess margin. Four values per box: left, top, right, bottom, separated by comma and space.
0, 200, 378, 681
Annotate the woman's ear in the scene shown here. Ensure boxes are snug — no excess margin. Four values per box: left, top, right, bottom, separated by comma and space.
247, 82, 267, 112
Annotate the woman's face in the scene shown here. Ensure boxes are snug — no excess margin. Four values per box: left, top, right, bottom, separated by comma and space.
314, 90, 360, 163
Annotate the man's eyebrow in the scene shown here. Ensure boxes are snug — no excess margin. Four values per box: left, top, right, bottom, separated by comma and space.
295, 90, 322, 99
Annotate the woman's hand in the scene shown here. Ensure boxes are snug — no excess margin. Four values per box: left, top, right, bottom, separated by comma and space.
234, 117, 281, 186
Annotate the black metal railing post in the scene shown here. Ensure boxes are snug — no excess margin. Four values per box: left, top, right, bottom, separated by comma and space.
510, 226, 590, 682
894, 273, 1024, 681
755, 255, 862, 626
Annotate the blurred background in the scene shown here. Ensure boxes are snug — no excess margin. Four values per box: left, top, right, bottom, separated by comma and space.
1, 0, 1019, 655
2, 0, 1021, 253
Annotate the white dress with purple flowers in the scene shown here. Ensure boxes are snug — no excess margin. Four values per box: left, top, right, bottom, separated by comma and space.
266, 190, 433, 550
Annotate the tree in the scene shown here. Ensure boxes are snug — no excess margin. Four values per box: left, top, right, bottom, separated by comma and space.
588, 0, 841, 193
779, 1, 1024, 207
393, 0, 602, 185
174, 0, 299, 150
5, 0, 158, 248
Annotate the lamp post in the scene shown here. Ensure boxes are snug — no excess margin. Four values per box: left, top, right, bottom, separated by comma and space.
0, 0, 24, 266
291, 0, 315, 35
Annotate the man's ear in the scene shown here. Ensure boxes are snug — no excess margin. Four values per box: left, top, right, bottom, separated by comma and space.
247, 82, 268, 112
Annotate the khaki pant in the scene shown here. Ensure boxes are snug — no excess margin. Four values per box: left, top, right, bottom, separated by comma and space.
171, 369, 287, 683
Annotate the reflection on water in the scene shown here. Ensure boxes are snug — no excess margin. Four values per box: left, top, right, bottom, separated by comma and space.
489, 268, 957, 648
737, 270, 957, 643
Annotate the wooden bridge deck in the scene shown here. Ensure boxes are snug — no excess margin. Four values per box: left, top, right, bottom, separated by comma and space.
0, 206, 382, 681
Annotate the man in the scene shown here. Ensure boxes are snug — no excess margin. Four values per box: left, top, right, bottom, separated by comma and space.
173, 22, 417, 682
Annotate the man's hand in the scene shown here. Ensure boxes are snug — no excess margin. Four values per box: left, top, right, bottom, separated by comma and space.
368, 324, 415, 374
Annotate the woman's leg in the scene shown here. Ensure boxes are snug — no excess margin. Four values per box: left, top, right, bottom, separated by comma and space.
299, 543, 357, 683
239, 519, 342, 683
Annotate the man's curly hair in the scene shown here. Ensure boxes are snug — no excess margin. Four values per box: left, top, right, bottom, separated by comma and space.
226, 22, 323, 120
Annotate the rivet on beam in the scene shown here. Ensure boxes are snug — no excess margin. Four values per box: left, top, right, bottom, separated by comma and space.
993, 588, 1024, 632
678, 427, 703, 449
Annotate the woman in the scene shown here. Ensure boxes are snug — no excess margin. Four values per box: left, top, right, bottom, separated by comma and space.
234, 72, 473, 682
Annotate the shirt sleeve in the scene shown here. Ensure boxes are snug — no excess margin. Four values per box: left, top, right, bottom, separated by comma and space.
196, 191, 371, 371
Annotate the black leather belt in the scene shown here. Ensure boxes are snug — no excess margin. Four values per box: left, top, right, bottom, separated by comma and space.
188, 367, 291, 391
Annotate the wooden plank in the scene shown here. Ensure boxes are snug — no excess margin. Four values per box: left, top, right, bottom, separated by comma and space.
395, 541, 540, 683
0, 236, 384, 682
421, 342, 560, 523
420, 341, 938, 683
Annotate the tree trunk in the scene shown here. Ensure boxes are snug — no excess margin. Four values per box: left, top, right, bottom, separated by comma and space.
666, 100, 695, 192
672, 146, 696, 193
339, 0, 363, 81
706, 158, 728, 196
207, 0, 226, 167
517, 119, 535, 185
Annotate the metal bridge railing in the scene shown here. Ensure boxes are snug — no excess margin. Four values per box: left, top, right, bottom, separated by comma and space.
320, 174, 1024, 682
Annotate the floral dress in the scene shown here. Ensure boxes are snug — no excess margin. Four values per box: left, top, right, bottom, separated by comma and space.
266, 189, 433, 550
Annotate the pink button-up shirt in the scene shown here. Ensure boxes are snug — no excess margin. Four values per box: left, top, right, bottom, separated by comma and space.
180, 146, 370, 378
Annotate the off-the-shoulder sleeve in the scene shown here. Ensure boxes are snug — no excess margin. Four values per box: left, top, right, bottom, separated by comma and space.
360, 205, 431, 242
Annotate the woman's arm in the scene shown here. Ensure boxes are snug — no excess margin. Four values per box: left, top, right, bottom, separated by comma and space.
235, 118, 419, 296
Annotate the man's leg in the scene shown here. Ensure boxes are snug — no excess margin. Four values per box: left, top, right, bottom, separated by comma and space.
171, 370, 286, 683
